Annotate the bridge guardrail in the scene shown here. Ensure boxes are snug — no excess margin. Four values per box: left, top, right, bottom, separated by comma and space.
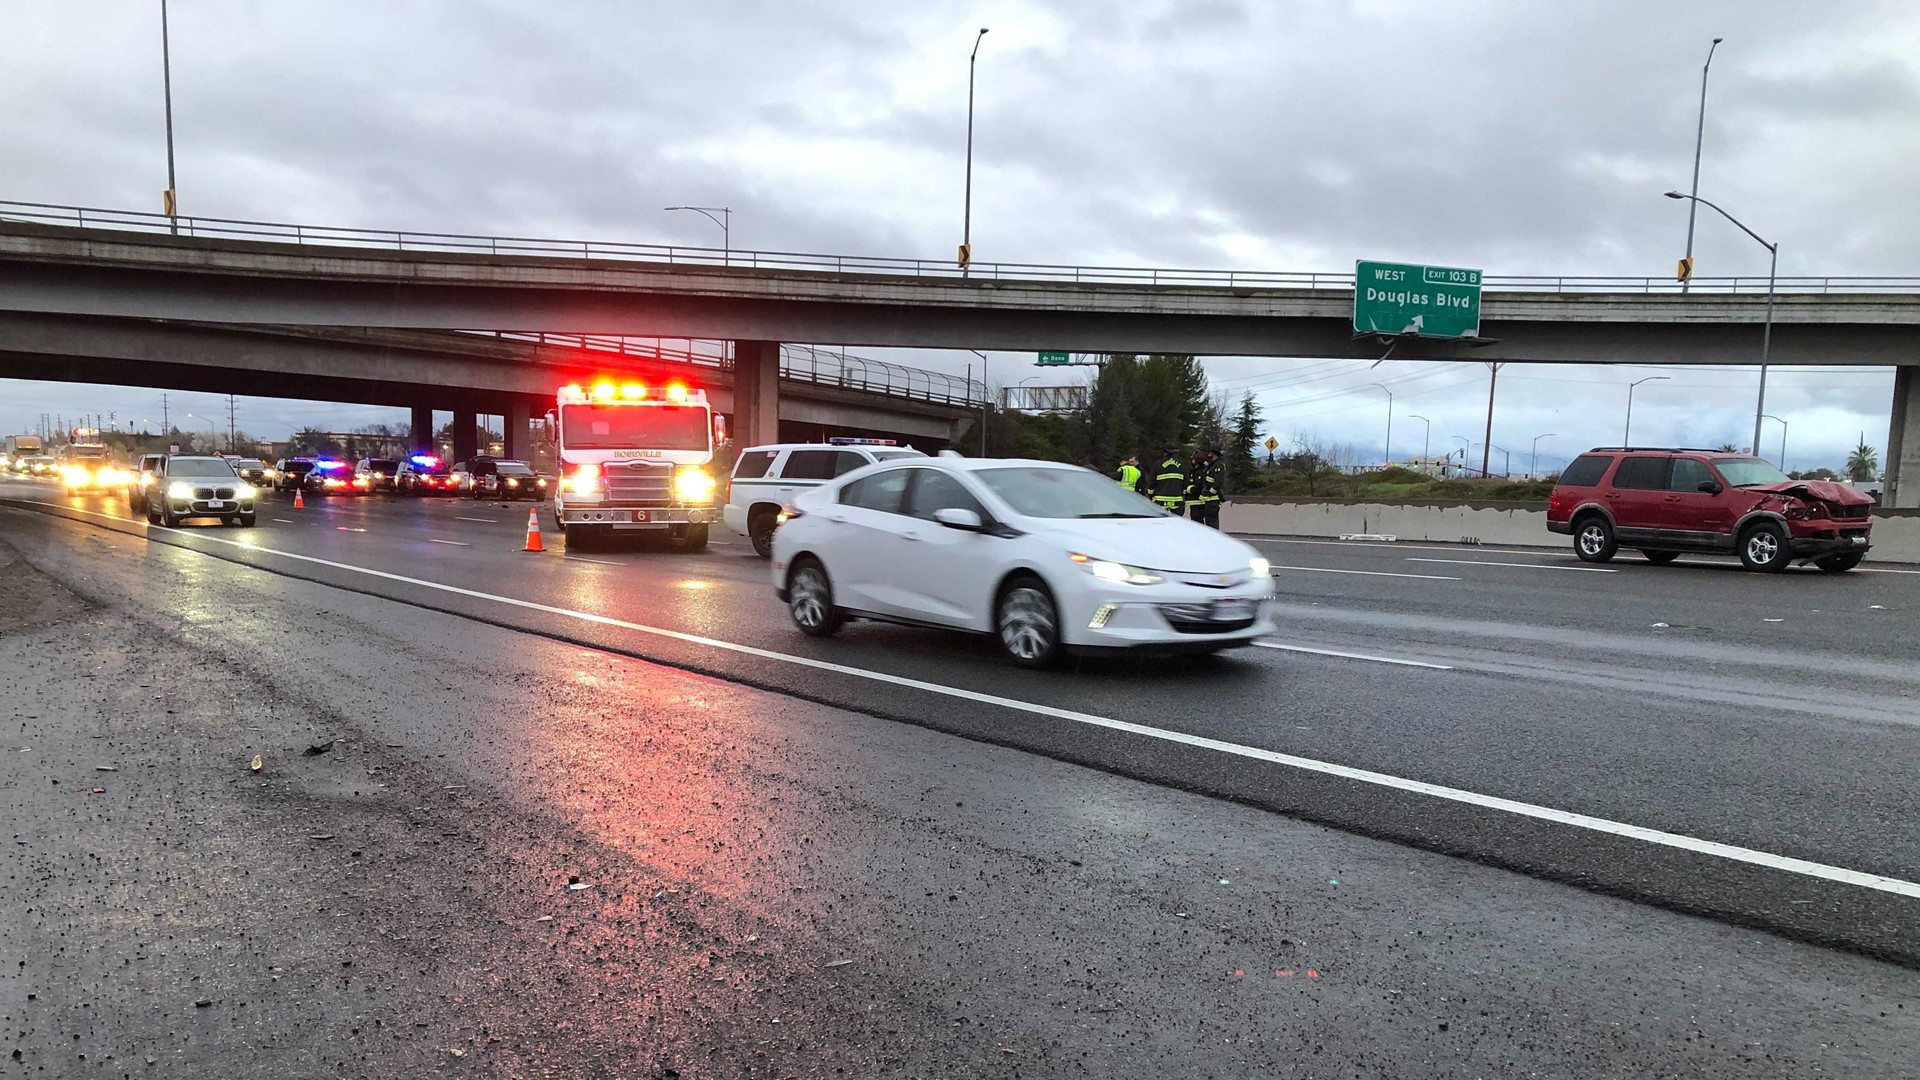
6, 200, 1918, 296
472, 332, 984, 408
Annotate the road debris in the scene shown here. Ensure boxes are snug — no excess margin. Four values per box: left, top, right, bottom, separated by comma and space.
305, 739, 338, 756
825, 959, 855, 968
89, 786, 106, 794
193, 999, 212, 1008
306, 833, 336, 840
566, 875, 593, 891
249, 754, 262, 772
95, 765, 118, 772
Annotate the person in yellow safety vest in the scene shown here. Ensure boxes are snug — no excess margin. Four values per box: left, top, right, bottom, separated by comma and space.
1149, 443, 1188, 514
1114, 455, 1141, 491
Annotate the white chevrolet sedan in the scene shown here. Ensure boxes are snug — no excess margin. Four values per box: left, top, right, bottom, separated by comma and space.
770, 456, 1275, 667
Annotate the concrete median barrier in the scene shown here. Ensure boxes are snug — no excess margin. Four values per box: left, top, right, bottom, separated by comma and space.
1223, 496, 1920, 564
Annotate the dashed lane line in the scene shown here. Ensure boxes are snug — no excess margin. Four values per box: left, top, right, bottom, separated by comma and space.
1406, 558, 1619, 574
427, 539, 470, 547
1271, 564, 1460, 581
18, 498, 1918, 901
1254, 642, 1453, 670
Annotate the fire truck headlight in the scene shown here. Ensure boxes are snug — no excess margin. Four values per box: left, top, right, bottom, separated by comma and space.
566, 464, 601, 496
672, 467, 717, 504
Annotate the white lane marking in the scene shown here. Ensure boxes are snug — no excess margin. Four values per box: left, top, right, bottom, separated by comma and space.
22, 499, 1920, 900
1254, 642, 1454, 670
563, 555, 619, 565
1858, 567, 1920, 575
1272, 563, 1460, 581
271, 518, 295, 523
456, 516, 498, 523
1407, 557, 1618, 574
1250, 536, 1574, 559
427, 539, 470, 547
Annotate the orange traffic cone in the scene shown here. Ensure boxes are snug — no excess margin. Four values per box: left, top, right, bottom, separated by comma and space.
522, 506, 545, 552
293, 487, 305, 510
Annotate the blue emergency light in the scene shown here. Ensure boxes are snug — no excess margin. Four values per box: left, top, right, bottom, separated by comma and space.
410, 454, 439, 466
828, 437, 897, 446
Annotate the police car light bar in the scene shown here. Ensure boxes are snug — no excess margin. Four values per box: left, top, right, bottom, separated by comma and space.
409, 454, 439, 466
828, 437, 897, 446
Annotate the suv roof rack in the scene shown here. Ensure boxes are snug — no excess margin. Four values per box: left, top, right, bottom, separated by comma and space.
1583, 446, 1733, 454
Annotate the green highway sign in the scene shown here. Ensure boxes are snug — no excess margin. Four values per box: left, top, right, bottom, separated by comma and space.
1353, 260, 1482, 339
1037, 351, 1070, 365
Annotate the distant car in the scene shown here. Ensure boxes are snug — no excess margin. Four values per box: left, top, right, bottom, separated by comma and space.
1548, 447, 1874, 572
231, 458, 273, 489
127, 454, 168, 516
307, 458, 358, 496
771, 456, 1275, 667
395, 454, 457, 495
139, 454, 257, 528
725, 439, 926, 557
273, 458, 318, 492
23, 456, 57, 476
462, 458, 547, 501
354, 457, 400, 494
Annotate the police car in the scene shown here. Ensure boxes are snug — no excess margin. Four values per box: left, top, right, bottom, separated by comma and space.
724, 438, 924, 556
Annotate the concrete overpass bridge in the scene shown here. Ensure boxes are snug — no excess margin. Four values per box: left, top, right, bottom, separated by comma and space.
2, 202, 1917, 501
0, 312, 978, 462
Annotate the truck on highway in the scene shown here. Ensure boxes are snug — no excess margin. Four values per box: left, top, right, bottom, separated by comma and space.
55, 441, 129, 490
5, 434, 43, 462
549, 380, 722, 550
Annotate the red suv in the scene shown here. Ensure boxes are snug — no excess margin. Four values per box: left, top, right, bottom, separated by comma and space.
1548, 448, 1873, 573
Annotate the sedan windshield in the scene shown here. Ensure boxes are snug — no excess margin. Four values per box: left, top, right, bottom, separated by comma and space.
1713, 457, 1792, 487
167, 458, 238, 478
495, 461, 536, 476
974, 466, 1165, 519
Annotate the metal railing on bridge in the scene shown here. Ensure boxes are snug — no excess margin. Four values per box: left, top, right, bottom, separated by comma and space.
6, 200, 1917, 296
471, 332, 984, 408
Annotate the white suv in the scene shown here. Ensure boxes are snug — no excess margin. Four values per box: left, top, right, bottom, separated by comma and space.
725, 439, 924, 556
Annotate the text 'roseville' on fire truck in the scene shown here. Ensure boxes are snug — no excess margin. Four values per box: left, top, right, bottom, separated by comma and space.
549, 380, 724, 550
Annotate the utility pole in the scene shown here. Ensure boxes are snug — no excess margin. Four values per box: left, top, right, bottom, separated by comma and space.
161, 393, 170, 438
1480, 363, 1502, 478
227, 393, 237, 451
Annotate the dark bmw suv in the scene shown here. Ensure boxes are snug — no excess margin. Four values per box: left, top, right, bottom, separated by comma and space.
1548, 447, 1873, 573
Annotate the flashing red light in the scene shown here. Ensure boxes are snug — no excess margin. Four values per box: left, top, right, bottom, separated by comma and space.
620, 383, 646, 399
666, 384, 689, 403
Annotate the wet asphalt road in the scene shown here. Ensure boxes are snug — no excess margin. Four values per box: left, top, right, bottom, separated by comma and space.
2, 478, 1917, 1076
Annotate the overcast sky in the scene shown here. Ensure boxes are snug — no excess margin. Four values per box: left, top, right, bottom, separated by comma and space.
4, 0, 1916, 472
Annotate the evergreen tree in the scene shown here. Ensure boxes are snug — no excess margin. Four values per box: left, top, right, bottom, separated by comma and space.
1227, 392, 1263, 494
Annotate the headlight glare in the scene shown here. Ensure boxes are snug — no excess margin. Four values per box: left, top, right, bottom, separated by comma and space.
1070, 552, 1162, 585
235, 483, 256, 499
672, 466, 717, 503
1250, 557, 1271, 577
167, 481, 194, 499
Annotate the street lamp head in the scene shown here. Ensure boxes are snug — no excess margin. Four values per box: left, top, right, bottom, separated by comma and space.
1664, 191, 1687, 200
1712, 36, 1724, 44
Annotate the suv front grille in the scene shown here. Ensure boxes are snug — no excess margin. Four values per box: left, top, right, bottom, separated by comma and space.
601, 461, 673, 506
1831, 503, 1869, 520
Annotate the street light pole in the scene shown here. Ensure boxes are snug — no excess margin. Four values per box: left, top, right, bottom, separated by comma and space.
961, 27, 988, 278
1762, 413, 1788, 471
1408, 414, 1431, 465
1664, 191, 1776, 454
663, 206, 730, 265
1681, 37, 1723, 293
1449, 434, 1469, 478
161, 0, 178, 234
1624, 375, 1670, 445
1370, 383, 1393, 467
1530, 433, 1557, 479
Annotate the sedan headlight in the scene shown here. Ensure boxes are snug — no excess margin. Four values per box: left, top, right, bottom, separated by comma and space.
672, 466, 717, 504
167, 481, 194, 499
1070, 552, 1163, 586
1250, 557, 1270, 578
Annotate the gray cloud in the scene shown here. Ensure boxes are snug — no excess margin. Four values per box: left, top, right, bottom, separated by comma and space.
1, 0, 1913, 470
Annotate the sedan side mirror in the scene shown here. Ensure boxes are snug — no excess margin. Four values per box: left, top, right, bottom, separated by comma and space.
1697, 480, 1723, 494
933, 507, 984, 531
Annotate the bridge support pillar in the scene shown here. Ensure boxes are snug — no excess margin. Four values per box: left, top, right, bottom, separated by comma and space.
451, 408, 478, 463
410, 406, 434, 454
733, 340, 781, 449
1886, 365, 1920, 508
505, 401, 530, 461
